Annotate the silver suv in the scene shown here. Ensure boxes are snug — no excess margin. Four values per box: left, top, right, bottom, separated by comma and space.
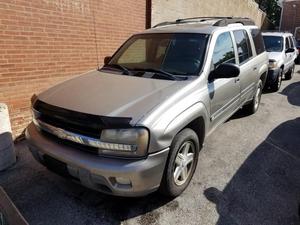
26, 17, 268, 197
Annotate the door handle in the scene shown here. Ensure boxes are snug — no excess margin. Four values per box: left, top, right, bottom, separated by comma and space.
253, 67, 257, 71
235, 78, 240, 82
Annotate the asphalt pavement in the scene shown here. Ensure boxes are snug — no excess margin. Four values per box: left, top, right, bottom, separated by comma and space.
1, 66, 300, 225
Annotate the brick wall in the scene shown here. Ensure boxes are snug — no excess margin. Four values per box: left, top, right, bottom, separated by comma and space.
0, 0, 146, 137
151, 0, 266, 27
280, 0, 300, 35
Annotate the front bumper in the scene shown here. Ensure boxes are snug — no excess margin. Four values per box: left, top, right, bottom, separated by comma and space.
266, 68, 281, 87
25, 123, 169, 197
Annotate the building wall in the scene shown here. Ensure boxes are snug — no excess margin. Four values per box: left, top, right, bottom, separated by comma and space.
0, 0, 146, 136
280, 0, 300, 36
151, 0, 266, 27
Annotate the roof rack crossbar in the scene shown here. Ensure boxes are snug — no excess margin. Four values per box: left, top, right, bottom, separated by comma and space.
153, 17, 255, 28
175, 16, 233, 23
213, 17, 255, 26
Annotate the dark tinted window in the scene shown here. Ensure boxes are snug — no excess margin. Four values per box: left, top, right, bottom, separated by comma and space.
212, 32, 236, 68
263, 36, 283, 52
233, 30, 253, 64
251, 29, 265, 54
285, 37, 290, 49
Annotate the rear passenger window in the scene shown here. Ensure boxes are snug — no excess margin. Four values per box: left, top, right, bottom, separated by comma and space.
233, 30, 253, 64
212, 32, 236, 68
251, 29, 265, 55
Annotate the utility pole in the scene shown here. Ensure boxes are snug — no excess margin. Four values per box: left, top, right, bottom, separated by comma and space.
292, 4, 297, 34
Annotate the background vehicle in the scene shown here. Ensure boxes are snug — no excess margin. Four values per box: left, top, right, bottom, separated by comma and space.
295, 27, 300, 64
26, 17, 268, 197
295, 39, 300, 64
262, 32, 297, 91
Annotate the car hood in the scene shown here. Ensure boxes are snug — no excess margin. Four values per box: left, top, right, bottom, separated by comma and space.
37, 70, 187, 125
267, 51, 283, 62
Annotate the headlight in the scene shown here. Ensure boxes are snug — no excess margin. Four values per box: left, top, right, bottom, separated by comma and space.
268, 60, 278, 69
99, 128, 149, 157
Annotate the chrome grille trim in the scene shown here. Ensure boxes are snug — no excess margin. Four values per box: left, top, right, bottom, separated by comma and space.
33, 117, 105, 149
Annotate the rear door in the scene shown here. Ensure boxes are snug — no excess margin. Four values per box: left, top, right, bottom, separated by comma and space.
208, 31, 240, 126
250, 29, 268, 86
232, 29, 257, 105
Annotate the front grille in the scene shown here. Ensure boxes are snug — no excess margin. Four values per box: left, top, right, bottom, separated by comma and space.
33, 100, 132, 138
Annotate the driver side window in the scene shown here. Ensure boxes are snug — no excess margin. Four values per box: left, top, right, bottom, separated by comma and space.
285, 37, 290, 50
212, 32, 236, 69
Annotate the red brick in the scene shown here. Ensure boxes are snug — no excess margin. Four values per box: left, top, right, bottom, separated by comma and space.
0, 0, 147, 137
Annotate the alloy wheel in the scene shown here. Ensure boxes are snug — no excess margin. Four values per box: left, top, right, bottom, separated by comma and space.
254, 85, 262, 110
173, 141, 196, 186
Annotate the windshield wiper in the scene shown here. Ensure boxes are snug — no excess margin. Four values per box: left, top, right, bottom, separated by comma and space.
102, 64, 131, 75
132, 68, 181, 80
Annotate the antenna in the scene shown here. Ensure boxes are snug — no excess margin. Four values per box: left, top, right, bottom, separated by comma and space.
90, 0, 100, 69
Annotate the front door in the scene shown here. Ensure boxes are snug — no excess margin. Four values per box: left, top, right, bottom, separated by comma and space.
209, 31, 240, 128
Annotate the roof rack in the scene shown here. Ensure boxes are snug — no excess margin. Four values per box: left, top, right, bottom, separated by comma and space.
153, 17, 255, 28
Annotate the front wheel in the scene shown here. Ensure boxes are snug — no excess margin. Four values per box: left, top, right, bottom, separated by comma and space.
270, 69, 283, 92
243, 80, 263, 115
285, 64, 295, 80
159, 128, 200, 197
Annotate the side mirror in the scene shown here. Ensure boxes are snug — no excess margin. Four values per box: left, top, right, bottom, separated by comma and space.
285, 48, 295, 53
210, 63, 240, 80
104, 56, 112, 65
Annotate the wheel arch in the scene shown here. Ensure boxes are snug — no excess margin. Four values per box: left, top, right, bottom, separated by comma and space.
163, 102, 208, 150
259, 72, 267, 88
182, 117, 205, 149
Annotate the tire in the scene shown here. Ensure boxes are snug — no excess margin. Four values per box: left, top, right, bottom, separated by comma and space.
270, 69, 283, 92
285, 64, 295, 80
159, 128, 200, 197
243, 80, 263, 115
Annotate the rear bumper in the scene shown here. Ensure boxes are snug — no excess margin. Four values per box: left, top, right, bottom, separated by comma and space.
25, 123, 169, 197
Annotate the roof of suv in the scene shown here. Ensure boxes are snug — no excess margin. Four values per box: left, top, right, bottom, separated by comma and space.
139, 17, 257, 35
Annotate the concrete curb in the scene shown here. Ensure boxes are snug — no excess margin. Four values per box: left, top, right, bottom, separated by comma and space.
0, 186, 28, 225
0, 103, 16, 171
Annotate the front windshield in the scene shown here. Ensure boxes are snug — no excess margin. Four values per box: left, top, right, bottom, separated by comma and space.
109, 33, 209, 76
263, 36, 283, 52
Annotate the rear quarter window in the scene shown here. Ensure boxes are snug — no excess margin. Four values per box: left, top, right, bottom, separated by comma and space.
251, 29, 265, 55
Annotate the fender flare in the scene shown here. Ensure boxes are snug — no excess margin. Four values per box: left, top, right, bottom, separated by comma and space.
163, 102, 209, 146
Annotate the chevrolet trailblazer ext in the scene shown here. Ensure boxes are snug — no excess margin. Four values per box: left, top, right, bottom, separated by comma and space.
26, 17, 268, 197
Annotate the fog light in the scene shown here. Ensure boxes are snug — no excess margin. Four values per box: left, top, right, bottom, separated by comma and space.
115, 177, 131, 185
